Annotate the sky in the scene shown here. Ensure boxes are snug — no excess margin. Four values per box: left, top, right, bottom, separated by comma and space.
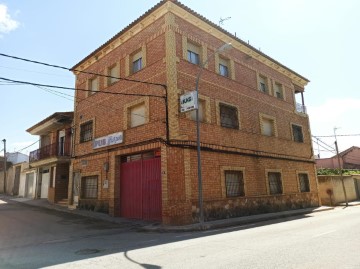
0, 0, 359, 158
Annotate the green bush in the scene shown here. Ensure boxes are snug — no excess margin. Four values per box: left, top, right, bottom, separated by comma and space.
317, 168, 360, 176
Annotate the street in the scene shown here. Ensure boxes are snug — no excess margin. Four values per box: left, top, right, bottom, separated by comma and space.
1, 198, 360, 269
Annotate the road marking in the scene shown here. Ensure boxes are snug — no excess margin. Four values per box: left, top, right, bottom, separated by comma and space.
312, 230, 337, 238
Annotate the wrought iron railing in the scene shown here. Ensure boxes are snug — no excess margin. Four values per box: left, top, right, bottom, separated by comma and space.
296, 103, 307, 114
29, 140, 71, 162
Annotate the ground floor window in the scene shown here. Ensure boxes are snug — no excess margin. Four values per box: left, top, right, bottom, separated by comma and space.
81, 176, 98, 199
225, 170, 245, 197
268, 172, 283, 195
298, 173, 310, 192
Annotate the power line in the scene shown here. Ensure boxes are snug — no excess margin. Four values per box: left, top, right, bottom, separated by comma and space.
0, 52, 166, 88
0, 77, 165, 99
313, 134, 360, 137
16, 140, 39, 152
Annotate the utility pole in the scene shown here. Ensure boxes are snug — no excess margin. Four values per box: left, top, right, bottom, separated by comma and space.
334, 128, 348, 206
2, 139, 6, 194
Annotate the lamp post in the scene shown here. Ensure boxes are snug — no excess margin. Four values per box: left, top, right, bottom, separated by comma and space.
195, 43, 231, 226
2, 139, 6, 194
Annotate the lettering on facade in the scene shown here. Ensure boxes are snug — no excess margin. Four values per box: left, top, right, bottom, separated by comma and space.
93, 132, 123, 149
180, 91, 198, 112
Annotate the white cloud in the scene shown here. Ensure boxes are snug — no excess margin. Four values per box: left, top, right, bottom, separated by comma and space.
0, 4, 20, 35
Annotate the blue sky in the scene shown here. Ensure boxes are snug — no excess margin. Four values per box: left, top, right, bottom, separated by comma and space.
0, 0, 359, 158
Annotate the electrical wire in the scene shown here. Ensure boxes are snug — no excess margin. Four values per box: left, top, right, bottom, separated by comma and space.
0, 77, 165, 99
16, 140, 39, 152
0, 52, 166, 88
314, 134, 360, 137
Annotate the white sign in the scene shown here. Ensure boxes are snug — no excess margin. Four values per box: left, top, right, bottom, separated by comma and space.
180, 91, 198, 112
93, 132, 123, 149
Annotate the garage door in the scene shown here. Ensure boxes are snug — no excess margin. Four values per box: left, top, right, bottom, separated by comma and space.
120, 152, 161, 221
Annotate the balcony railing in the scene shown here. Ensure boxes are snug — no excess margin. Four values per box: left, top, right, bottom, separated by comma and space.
29, 141, 71, 162
296, 103, 307, 114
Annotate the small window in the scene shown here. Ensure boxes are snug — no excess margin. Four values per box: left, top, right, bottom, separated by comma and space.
261, 117, 275, 136
225, 171, 245, 197
219, 57, 229, 77
274, 82, 284, 99
132, 50, 143, 73
107, 64, 119, 85
130, 103, 146, 128
292, 124, 304, 142
190, 99, 205, 122
220, 103, 239, 129
299, 173, 310, 192
80, 121, 93, 143
268, 172, 283, 195
187, 42, 201, 65
259, 75, 269, 94
88, 77, 99, 96
81, 176, 98, 199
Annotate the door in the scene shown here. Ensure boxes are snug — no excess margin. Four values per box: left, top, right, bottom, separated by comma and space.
13, 166, 21, 196
120, 153, 161, 221
58, 130, 65, 156
41, 169, 50, 199
25, 173, 34, 198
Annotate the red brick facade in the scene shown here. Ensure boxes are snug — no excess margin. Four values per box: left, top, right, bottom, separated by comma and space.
70, 0, 319, 225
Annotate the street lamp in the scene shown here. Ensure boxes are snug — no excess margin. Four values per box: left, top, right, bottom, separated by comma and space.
195, 43, 231, 226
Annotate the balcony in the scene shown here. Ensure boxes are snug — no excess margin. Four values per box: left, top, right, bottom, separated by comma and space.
296, 103, 307, 114
29, 141, 71, 162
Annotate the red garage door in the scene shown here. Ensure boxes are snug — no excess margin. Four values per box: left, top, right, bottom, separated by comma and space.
120, 152, 161, 221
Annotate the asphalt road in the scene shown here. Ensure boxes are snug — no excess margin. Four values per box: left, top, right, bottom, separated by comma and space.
1, 198, 360, 269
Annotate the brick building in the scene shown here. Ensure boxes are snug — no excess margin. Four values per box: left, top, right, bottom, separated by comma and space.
69, 0, 319, 225
27, 112, 73, 204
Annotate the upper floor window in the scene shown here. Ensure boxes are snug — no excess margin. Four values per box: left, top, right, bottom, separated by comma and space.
88, 77, 99, 96
129, 103, 146, 128
260, 115, 276, 137
298, 173, 310, 192
268, 172, 283, 195
220, 103, 239, 129
187, 42, 201, 65
132, 50, 143, 73
274, 82, 284, 99
292, 124, 304, 142
259, 75, 269, 94
219, 57, 229, 77
80, 121, 93, 143
225, 170, 245, 197
107, 64, 120, 85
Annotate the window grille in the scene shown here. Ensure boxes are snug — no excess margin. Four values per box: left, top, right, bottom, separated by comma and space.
299, 173, 310, 192
220, 103, 239, 129
81, 176, 98, 199
225, 171, 245, 197
268, 172, 283, 194
292, 124, 304, 142
80, 121, 93, 143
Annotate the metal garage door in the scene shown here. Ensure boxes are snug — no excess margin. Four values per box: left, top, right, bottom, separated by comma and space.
120, 152, 161, 221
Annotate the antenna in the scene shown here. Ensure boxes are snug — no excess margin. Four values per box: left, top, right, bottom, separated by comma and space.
219, 17, 231, 26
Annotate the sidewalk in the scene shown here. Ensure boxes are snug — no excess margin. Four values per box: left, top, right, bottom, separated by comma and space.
1, 195, 336, 232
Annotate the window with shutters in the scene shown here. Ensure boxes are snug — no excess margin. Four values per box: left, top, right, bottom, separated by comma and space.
132, 50, 143, 73
260, 114, 277, 137
88, 77, 99, 96
258, 74, 269, 94
225, 171, 245, 197
267, 172, 283, 195
81, 176, 98, 199
130, 103, 146, 128
219, 103, 239, 129
187, 42, 201, 65
274, 82, 284, 99
80, 121, 93, 143
219, 57, 229, 77
292, 124, 304, 143
298, 173, 310, 192
107, 64, 120, 85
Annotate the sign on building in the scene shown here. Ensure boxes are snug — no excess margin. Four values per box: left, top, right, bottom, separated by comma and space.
93, 132, 123, 149
180, 91, 198, 112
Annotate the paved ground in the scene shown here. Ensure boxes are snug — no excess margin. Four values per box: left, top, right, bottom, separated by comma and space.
1, 195, 360, 268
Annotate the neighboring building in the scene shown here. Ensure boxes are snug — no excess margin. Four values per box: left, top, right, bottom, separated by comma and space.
318, 175, 360, 205
6, 152, 29, 164
69, 0, 318, 225
316, 146, 360, 169
27, 112, 73, 204
0, 156, 13, 194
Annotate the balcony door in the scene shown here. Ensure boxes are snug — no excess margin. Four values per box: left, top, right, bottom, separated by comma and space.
58, 130, 65, 156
